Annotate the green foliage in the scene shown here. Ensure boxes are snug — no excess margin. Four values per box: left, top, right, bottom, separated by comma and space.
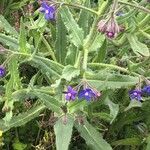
0, 0, 150, 149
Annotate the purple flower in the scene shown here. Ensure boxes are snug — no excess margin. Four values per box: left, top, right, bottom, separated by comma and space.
142, 85, 150, 96
78, 88, 97, 101
0, 66, 6, 78
97, 17, 121, 39
39, 2, 56, 21
64, 86, 77, 101
129, 90, 142, 101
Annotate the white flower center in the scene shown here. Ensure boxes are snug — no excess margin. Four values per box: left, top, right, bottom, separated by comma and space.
133, 92, 138, 96
45, 10, 49, 14
67, 93, 72, 97
85, 92, 89, 96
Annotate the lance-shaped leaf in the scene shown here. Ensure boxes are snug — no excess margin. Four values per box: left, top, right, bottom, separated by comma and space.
19, 18, 30, 54
75, 120, 112, 150
78, 0, 91, 37
54, 115, 74, 150
85, 71, 139, 90
127, 34, 149, 57
0, 104, 45, 132
55, 12, 67, 65
59, 6, 84, 47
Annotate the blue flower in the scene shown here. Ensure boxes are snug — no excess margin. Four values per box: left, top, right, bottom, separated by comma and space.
142, 85, 150, 96
78, 88, 97, 101
64, 86, 77, 101
40, 2, 56, 21
0, 66, 5, 78
129, 90, 142, 101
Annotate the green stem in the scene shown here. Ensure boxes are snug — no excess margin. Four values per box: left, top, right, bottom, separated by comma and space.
88, 63, 140, 76
55, 2, 98, 15
82, 1, 109, 71
118, 0, 150, 14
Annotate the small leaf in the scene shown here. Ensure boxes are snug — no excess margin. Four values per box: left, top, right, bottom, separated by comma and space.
75, 120, 112, 150
127, 34, 149, 56
62, 65, 80, 81
54, 115, 74, 150
112, 137, 141, 146
124, 100, 142, 111
104, 97, 119, 123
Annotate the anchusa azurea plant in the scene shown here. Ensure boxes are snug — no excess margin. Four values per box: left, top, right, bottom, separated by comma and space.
0, 0, 150, 149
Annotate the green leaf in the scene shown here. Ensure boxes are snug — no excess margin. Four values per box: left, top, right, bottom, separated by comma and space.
12, 139, 27, 150
127, 34, 149, 57
60, 6, 84, 47
65, 44, 78, 65
146, 135, 150, 150
35, 92, 62, 114
68, 100, 87, 113
55, 12, 67, 65
78, 0, 91, 37
88, 33, 105, 52
94, 39, 107, 63
19, 18, 29, 53
0, 104, 45, 132
62, 65, 80, 81
86, 71, 139, 90
30, 56, 63, 79
75, 120, 112, 150
124, 100, 142, 111
4, 56, 21, 123
112, 137, 141, 146
0, 33, 18, 50
54, 115, 74, 150
104, 97, 119, 124
0, 15, 18, 37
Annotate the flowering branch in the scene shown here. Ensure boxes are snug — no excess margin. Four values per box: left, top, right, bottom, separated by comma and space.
118, 0, 150, 14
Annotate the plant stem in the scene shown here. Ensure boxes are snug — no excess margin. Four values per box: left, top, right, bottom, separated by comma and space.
55, 2, 98, 15
82, 1, 109, 71
88, 63, 140, 76
118, 0, 150, 14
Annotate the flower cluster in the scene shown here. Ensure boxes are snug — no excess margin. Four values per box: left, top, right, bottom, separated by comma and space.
129, 85, 150, 101
97, 17, 123, 39
0, 66, 5, 78
39, 2, 56, 21
64, 85, 101, 102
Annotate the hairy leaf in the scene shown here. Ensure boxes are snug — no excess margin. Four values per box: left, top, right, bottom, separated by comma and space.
54, 115, 74, 150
